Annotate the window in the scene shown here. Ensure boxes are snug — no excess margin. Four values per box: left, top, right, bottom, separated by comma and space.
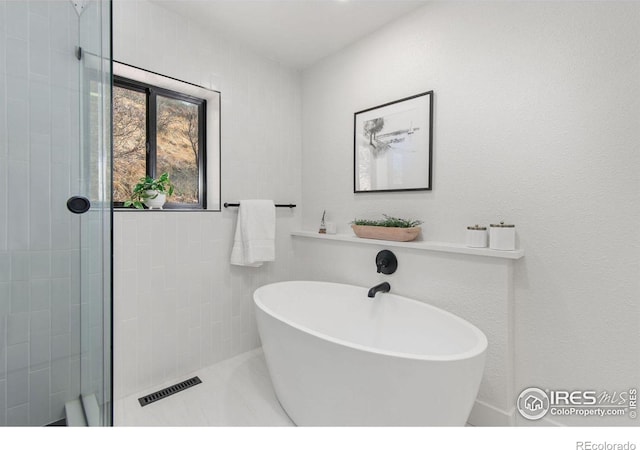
113, 63, 221, 210
113, 75, 206, 209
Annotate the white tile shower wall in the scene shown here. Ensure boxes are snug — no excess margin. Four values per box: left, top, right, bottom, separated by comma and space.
112, 0, 302, 400
0, 0, 83, 425
299, 2, 640, 426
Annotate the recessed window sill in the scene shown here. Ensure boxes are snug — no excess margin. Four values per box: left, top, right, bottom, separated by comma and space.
291, 230, 524, 260
113, 207, 221, 212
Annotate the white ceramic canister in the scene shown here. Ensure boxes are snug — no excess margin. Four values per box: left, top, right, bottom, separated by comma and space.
489, 221, 516, 250
466, 225, 488, 248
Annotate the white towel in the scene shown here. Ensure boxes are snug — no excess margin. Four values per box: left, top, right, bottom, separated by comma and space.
230, 199, 276, 267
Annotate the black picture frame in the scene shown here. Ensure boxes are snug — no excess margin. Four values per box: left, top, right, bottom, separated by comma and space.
354, 91, 433, 193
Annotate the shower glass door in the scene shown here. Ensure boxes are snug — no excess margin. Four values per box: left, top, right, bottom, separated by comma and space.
0, 0, 111, 426
77, 0, 112, 427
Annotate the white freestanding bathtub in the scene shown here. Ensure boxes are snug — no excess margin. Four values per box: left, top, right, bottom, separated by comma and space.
254, 281, 488, 426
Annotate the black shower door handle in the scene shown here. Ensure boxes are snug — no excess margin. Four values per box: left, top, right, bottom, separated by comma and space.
66, 196, 91, 214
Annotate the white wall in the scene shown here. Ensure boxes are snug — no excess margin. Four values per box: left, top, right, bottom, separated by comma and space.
299, 2, 640, 426
112, 0, 301, 402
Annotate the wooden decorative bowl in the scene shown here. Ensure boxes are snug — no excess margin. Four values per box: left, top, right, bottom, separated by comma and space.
351, 225, 421, 242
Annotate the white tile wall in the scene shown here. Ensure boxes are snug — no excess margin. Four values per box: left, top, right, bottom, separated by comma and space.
6, 403, 27, 426
0, 379, 5, 426
113, 210, 300, 399
112, 0, 302, 401
28, 367, 49, 425
0, 0, 85, 426
6, 342, 28, 407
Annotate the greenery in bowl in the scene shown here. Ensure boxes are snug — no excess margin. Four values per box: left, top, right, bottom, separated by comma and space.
351, 215, 423, 228
124, 172, 175, 209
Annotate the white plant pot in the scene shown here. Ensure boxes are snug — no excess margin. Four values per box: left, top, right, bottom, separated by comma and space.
143, 190, 166, 209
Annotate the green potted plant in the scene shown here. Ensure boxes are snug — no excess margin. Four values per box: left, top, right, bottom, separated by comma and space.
124, 172, 175, 210
351, 215, 423, 242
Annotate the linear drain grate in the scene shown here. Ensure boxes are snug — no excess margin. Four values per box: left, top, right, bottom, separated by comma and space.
138, 376, 202, 407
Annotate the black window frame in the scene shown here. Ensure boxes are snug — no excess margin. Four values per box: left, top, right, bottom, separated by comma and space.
113, 75, 207, 210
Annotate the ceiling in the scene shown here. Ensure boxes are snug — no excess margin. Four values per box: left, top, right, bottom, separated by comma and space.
151, 1, 429, 69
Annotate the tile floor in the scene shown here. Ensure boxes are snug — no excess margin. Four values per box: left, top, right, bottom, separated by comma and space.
115, 347, 473, 427
114, 348, 294, 426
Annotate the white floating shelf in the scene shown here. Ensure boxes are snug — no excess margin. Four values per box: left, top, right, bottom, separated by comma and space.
291, 230, 524, 260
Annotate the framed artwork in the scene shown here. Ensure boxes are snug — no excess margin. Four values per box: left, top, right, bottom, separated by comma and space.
354, 91, 433, 193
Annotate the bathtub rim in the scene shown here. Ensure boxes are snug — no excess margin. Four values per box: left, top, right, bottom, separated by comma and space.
254, 280, 488, 362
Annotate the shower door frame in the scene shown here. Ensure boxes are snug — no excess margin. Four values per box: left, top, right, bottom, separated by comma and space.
76, 0, 113, 427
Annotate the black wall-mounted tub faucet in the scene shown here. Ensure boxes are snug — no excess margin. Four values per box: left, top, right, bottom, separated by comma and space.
368, 282, 391, 298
